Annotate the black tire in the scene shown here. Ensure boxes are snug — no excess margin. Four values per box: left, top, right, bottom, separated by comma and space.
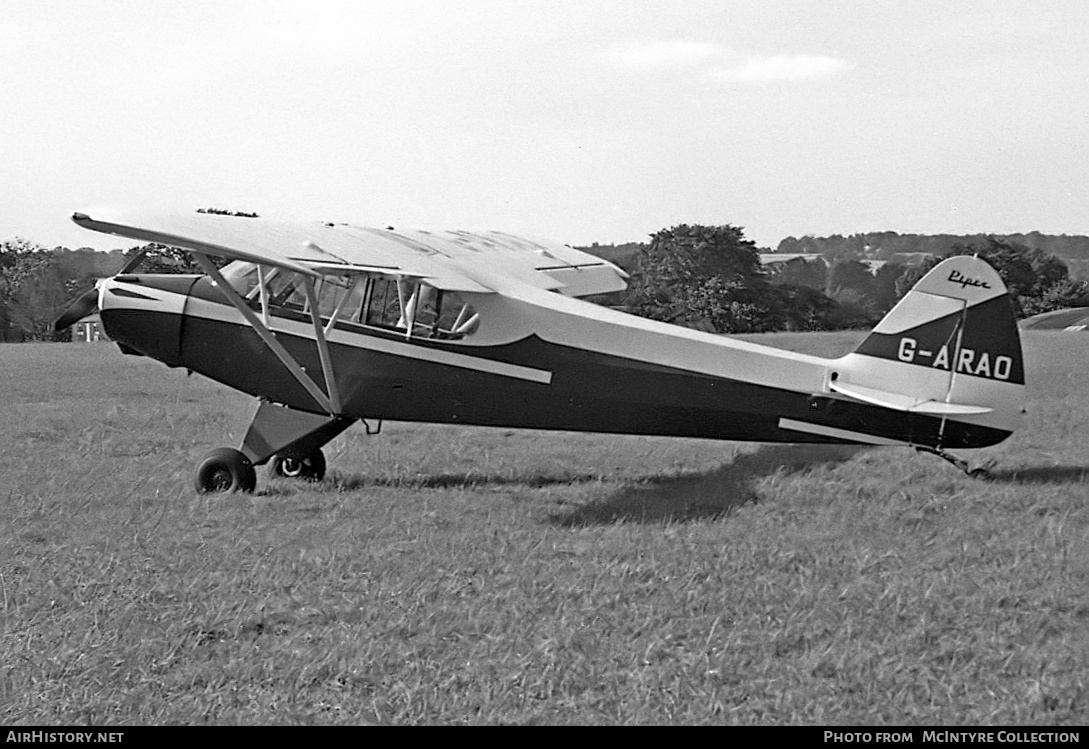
195, 448, 257, 494
269, 449, 326, 482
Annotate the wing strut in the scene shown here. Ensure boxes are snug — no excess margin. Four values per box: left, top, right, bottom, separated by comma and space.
191, 253, 340, 415
257, 265, 271, 327
301, 276, 342, 413
323, 277, 361, 336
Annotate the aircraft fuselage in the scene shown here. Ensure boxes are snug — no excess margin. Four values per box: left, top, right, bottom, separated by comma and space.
99, 273, 1012, 451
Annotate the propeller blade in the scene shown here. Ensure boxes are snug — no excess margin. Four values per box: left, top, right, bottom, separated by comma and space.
53, 287, 100, 332
52, 249, 150, 332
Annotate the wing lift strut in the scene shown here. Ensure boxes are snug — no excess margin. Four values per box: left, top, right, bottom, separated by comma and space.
191, 253, 360, 491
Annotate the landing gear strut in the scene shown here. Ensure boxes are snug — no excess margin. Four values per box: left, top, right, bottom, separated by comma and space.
915, 446, 991, 479
191, 403, 352, 494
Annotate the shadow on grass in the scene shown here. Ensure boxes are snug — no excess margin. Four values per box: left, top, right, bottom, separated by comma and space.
325, 471, 612, 492
551, 443, 865, 527
984, 464, 1089, 485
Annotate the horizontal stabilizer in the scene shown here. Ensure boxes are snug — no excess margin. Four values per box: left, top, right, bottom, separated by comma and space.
828, 381, 993, 415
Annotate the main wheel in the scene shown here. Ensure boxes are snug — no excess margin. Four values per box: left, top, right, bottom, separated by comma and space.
194, 448, 257, 494
269, 449, 326, 482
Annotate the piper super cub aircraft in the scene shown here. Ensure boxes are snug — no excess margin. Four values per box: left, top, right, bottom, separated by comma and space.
55, 209, 1025, 493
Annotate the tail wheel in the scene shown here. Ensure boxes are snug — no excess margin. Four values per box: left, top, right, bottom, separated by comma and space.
270, 449, 326, 482
195, 448, 257, 494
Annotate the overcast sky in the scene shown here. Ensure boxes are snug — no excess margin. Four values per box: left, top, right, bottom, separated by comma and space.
3, 0, 1087, 252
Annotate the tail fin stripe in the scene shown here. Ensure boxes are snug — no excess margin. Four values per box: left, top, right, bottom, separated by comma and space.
853, 295, 1023, 385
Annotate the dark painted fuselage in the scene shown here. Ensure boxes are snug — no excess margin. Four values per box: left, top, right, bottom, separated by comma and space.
99, 275, 1011, 451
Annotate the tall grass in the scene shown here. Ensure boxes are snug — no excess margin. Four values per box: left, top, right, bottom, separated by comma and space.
1, 332, 1086, 725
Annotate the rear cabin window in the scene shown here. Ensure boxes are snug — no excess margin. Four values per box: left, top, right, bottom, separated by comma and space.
364, 278, 403, 329
362, 278, 479, 340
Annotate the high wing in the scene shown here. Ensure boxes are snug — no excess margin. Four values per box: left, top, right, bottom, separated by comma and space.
72, 209, 628, 297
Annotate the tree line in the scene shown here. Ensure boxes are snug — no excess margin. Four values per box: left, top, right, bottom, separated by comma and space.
580, 226, 1089, 334
0, 241, 209, 341
3, 223, 1088, 341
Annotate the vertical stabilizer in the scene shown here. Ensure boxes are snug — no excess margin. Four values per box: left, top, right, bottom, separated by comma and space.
831, 255, 1024, 447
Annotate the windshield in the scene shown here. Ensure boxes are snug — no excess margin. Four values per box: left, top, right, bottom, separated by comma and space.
219, 261, 260, 296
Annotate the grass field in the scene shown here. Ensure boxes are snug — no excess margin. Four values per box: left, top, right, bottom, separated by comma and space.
1, 331, 1087, 725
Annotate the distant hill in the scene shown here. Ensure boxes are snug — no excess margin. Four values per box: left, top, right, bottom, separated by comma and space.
773, 231, 1089, 261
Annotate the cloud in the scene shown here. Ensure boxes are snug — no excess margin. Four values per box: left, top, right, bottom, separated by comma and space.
713, 54, 855, 82
606, 40, 728, 69
607, 40, 853, 83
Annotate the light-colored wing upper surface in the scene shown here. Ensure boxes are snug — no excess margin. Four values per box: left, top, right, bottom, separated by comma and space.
72, 209, 629, 297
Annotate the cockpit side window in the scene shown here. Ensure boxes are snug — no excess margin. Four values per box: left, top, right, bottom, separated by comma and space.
315, 276, 363, 321
267, 272, 307, 311
232, 267, 479, 342
239, 267, 306, 312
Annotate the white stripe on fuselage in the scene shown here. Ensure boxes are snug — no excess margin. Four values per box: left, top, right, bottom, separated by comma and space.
481, 280, 833, 393
778, 418, 909, 446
